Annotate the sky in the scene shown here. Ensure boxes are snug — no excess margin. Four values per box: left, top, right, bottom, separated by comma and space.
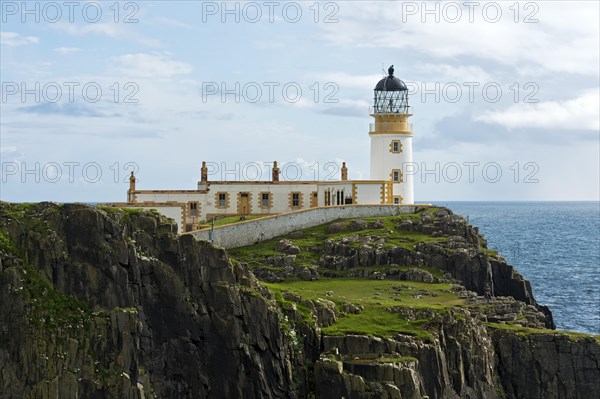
1, 0, 599, 202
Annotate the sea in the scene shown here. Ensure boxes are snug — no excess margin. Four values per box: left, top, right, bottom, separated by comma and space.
432, 201, 600, 335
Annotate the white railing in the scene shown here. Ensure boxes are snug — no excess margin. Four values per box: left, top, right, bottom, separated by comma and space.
369, 105, 414, 115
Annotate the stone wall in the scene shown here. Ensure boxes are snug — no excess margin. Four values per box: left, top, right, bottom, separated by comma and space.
187, 205, 419, 248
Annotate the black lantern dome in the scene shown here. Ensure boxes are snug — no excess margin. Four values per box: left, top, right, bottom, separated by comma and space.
373, 65, 410, 114
375, 66, 408, 91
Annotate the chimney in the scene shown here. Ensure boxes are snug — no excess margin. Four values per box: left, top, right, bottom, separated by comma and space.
128, 171, 136, 203
272, 161, 280, 182
201, 161, 208, 183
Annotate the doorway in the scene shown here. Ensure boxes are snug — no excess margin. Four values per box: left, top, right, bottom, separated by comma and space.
239, 192, 250, 215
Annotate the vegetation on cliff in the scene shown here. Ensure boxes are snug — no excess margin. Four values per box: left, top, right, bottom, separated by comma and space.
1, 202, 598, 399
228, 207, 556, 338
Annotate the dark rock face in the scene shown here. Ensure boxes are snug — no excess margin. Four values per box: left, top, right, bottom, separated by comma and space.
0, 203, 299, 398
317, 308, 499, 399
491, 329, 600, 399
316, 326, 600, 399
1, 203, 598, 398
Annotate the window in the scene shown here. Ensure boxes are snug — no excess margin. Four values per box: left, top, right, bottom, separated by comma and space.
217, 193, 228, 208
393, 196, 401, 204
258, 191, 273, 209
336, 190, 345, 205
392, 169, 403, 183
390, 140, 402, 153
261, 192, 270, 208
290, 192, 302, 208
189, 202, 198, 216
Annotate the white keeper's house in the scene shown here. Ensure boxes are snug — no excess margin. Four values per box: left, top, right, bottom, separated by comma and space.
110, 66, 415, 233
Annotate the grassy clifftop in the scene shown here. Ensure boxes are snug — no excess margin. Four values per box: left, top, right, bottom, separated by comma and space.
227, 206, 589, 340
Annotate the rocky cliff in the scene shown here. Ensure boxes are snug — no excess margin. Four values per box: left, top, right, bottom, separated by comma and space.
0, 203, 296, 398
0, 202, 598, 398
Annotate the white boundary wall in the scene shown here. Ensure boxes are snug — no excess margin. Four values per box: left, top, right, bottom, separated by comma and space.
185, 204, 419, 249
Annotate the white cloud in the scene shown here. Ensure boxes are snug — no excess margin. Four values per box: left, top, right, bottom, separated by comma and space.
316, 66, 493, 98
53, 47, 80, 54
52, 23, 162, 47
111, 52, 193, 78
55, 22, 122, 37
287, 97, 318, 109
0, 146, 17, 153
2, 2, 597, 201
287, 97, 369, 112
416, 64, 493, 84
475, 90, 600, 130
0, 32, 39, 46
315, 73, 383, 91
318, 1, 600, 76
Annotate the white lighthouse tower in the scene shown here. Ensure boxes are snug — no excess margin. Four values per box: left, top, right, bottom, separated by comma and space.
369, 65, 414, 204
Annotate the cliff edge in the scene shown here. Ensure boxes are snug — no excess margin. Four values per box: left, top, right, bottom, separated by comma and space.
0, 202, 598, 398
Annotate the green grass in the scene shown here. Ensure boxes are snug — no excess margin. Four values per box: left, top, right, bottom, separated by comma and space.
329, 265, 445, 279
229, 212, 460, 339
97, 205, 124, 214
290, 214, 445, 247
197, 215, 266, 229
0, 231, 19, 255
20, 264, 92, 332
228, 213, 449, 269
486, 322, 600, 342
99, 205, 141, 215
0, 202, 39, 220
376, 356, 418, 363
265, 278, 464, 339
481, 247, 499, 257
228, 239, 293, 268
272, 290, 315, 325
97, 205, 160, 217
0, 202, 59, 235
324, 311, 431, 339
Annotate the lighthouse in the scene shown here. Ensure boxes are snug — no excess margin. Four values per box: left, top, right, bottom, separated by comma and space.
369, 65, 414, 204
115, 66, 418, 232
